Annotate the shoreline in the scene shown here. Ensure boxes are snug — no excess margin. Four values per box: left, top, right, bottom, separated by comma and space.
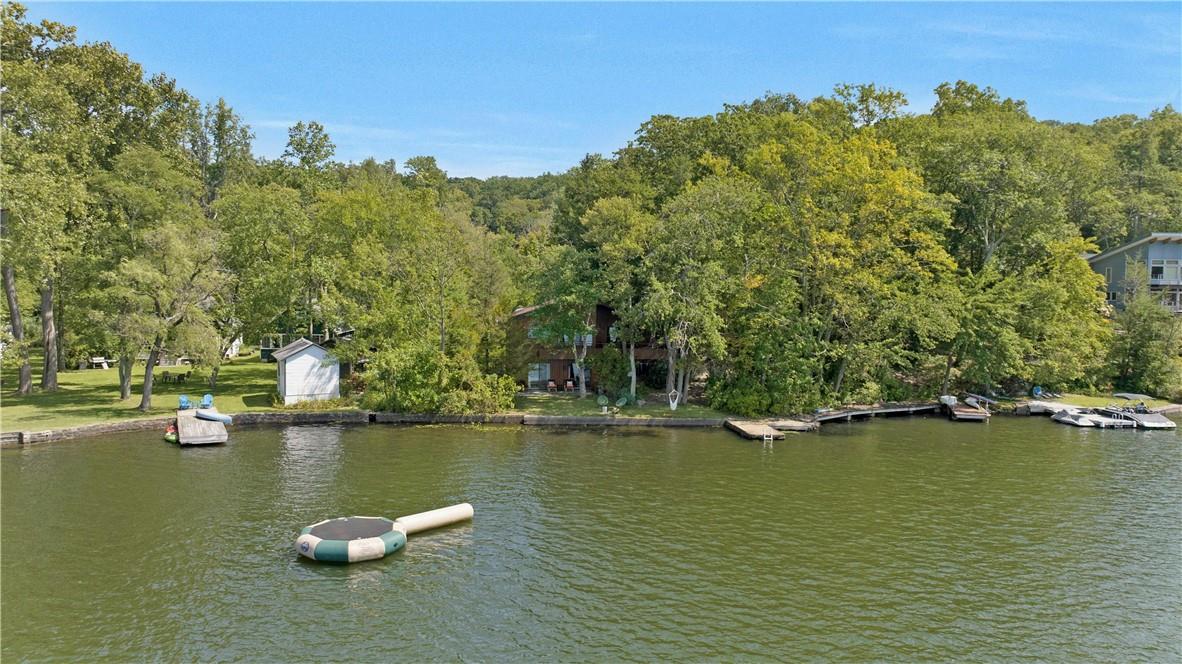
0, 410, 728, 448
2, 401, 1178, 449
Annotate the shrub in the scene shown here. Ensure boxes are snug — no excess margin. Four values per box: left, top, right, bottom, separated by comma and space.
587, 346, 630, 395
360, 342, 517, 414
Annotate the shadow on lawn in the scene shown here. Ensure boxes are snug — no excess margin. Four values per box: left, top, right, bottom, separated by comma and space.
242, 394, 272, 407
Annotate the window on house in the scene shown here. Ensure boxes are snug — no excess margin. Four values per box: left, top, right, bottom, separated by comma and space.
1104, 267, 1112, 286
527, 326, 541, 339
527, 363, 550, 388
1159, 289, 1182, 312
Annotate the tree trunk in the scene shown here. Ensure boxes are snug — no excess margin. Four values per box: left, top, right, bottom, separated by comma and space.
677, 355, 689, 405
3, 263, 32, 394
832, 355, 848, 394
139, 339, 162, 411
627, 341, 636, 400
118, 354, 133, 400
438, 287, 447, 355
56, 266, 66, 372
40, 279, 57, 391
665, 341, 677, 394
573, 342, 587, 398
940, 350, 957, 395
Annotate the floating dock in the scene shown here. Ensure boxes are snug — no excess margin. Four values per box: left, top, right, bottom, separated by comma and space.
724, 420, 785, 440
176, 409, 228, 445
767, 418, 820, 432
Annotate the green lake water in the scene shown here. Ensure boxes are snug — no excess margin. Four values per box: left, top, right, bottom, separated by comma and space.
2, 416, 1179, 661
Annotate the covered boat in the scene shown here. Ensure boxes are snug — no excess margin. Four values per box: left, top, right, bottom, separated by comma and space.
1051, 407, 1136, 429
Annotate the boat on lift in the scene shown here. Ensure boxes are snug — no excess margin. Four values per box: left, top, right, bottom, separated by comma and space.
1051, 407, 1137, 429
1096, 405, 1177, 430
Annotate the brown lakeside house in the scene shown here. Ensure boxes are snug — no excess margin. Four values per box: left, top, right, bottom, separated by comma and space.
510, 304, 665, 391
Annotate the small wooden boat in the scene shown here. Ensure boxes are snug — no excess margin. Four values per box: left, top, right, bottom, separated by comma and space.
940, 395, 990, 422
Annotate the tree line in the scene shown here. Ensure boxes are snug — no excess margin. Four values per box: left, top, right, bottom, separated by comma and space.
3, 5, 1180, 414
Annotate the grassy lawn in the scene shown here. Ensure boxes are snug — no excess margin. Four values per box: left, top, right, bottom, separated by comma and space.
0, 352, 291, 432
1055, 392, 1174, 409
513, 392, 731, 419
1, 353, 730, 432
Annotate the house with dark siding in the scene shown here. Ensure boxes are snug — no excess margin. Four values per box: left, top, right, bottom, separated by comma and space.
510, 304, 665, 390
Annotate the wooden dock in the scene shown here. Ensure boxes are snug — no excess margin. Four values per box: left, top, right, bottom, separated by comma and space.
723, 402, 948, 440
724, 420, 785, 440
176, 409, 228, 445
1020, 400, 1074, 416
813, 402, 940, 423
768, 418, 820, 432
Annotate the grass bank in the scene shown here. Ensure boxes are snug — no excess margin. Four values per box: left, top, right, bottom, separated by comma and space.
5, 355, 1174, 434
1055, 393, 1173, 409
0, 354, 725, 432
0, 352, 293, 432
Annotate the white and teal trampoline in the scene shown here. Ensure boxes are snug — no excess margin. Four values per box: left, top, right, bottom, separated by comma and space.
296, 503, 474, 563
296, 516, 407, 563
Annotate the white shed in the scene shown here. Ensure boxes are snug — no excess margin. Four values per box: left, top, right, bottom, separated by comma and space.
273, 338, 340, 405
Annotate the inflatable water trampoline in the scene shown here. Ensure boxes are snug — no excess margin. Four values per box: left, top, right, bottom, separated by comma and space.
296, 503, 473, 563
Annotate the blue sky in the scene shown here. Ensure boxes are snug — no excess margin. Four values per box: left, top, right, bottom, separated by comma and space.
26, 2, 1182, 178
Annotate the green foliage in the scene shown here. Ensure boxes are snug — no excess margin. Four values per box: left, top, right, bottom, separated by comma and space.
2, 0, 1177, 422
360, 342, 517, 414
1108, 264, 1182, 398
587, 346, 630, 396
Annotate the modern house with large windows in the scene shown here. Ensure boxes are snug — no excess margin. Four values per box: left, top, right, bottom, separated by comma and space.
1088, 232, 1182, 314
510, 304, 665, 390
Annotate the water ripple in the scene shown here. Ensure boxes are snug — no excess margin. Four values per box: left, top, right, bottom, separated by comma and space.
2, 417, 1180, 661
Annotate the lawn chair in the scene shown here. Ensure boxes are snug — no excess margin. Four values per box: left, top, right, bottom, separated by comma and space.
564, 379, 575, 392
200, 393, 213, 409
546, 379, 558, 393
178, 395, 192, 410
161, 370, 172, 384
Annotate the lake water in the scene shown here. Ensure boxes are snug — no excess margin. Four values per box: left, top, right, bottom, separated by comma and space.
2, 416, 1179, 661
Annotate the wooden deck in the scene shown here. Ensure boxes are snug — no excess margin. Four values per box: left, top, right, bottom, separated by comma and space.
176, 409, 228, 445
724, 420, 785, 440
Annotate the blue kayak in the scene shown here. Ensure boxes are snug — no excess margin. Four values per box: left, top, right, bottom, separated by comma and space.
195, 409, 233, 425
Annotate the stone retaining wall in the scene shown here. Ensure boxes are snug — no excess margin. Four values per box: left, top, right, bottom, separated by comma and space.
4, 416, 173, 447
520, 415, 723, 427
1, 410, 724, 448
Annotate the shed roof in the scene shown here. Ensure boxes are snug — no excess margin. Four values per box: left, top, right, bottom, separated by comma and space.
272, 337, 325, 361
